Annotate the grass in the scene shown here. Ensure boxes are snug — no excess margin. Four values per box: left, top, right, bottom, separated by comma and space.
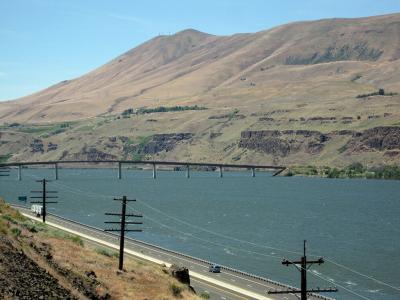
337, 144, 348, 154
47, 228, 84, 247
0, 153, 12, 163
200, 292, 210, 299
170, 283, 183, 297
123, 135, 153, 160
95, 247, 119, 258
0, 200, 201, 299
0, 220, 7, 234
10, 227, 21, 237
21, 220, 46, 233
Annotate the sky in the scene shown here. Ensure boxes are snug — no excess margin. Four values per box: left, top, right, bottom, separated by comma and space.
0, 0, 399, 101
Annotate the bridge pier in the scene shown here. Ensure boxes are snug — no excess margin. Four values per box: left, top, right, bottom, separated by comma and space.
55, 163, 58, 180
251, 167, 255, 177
118, 162, 122, 179
186, 165, 190, 178
152, 163, 156, 179
18, 165, 21, 181
219, 166, 223, 178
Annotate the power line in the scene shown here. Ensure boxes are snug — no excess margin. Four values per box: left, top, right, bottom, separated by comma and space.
0, 167, 10, 177
305, 266, 373, 300
25, 174, 400, 294
268, 240, 337, 300
105, 196, 142, 270
325, 259, 400, 292
30, 178, 58, 223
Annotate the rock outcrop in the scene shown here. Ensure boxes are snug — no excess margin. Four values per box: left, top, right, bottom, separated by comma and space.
169, 264, 190, 285
30, 139, 44, 153
125, 133, 193, 155
239, 130, 329, 156
74, 146, 117, 161
239, 126, 400, 158
345, 126, 400, 152
0, 236, 75, 299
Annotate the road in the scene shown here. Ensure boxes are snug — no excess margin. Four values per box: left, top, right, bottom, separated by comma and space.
14, 206, 332, 300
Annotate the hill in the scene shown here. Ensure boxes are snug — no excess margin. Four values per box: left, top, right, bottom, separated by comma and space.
0, 199, 200, 299
0, 13, 399, 168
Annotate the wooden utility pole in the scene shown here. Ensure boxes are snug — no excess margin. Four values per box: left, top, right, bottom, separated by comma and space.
268, 240, 337, 300
30, 179, 58, 223
0, 167, 10, 177
105, 196, 142, 270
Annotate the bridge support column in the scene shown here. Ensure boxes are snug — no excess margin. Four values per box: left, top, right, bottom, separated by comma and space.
186, 165, 190, 178
219, 166, 223, 178
118, 162, 122, 179
251, 167, 255, 177
152, 163, 156, 179
55, 163, 58, 180
18, 165, 22, 181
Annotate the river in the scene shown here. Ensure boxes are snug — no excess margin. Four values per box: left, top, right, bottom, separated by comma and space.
1, 168, 399, 300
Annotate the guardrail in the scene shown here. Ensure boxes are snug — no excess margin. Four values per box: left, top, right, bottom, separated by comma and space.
11, 204, 334, 300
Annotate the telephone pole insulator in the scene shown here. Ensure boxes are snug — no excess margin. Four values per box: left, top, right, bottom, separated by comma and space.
268, 240, 337, 300
105, 196, 142, 270
30, 178, 58, 223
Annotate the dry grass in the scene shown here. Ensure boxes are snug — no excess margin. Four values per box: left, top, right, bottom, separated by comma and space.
0, 199, 200, 299
34, 232, 200, 299
1, 14, 400, 167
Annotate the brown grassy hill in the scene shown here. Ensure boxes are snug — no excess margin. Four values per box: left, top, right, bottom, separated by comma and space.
1, 13, 399, 123
0, 13, 400, 168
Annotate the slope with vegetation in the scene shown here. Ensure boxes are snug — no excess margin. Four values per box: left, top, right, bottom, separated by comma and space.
0, 13, 400, 171
0, 198, 200, 299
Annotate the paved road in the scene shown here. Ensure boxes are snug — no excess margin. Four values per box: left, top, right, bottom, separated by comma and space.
15, 206, 331, 300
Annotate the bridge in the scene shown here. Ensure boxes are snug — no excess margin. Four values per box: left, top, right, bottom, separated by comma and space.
0, 160, 286, 181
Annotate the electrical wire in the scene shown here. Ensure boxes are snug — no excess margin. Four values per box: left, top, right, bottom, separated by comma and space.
23, 172, 400, 294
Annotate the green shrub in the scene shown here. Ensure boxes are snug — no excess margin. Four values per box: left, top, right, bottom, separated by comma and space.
369, 165, 400, 180
134, 105, 207, 115
70, 235, 84, 247
2, 214, 18, 224
48, 229, 84, 246
285, 170, 294, 177
0, 220, 8, 234
22, 221, 46, 233
95, 248, 119, 258
169, 283, 183, 297
337, 145, 347, 153
0, 153, 12, 163
10, 227, 21, 237
356, 89, 398, 98
327, 168, 341, 178
200, 292, 210, 299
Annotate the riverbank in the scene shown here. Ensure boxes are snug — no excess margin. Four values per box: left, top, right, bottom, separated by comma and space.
0, 198, 200, 299
283, 163, 400, 180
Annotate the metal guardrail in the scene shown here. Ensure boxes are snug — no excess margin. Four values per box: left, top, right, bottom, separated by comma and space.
11, 204, 334, 300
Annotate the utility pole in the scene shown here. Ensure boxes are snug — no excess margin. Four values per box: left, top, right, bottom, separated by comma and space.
0, 167, 10, 177
105, 196, 143, 270
268, 240, 337, 300
30, 179, 58, 223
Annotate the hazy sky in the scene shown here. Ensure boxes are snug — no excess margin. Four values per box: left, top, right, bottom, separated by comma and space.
1, 0, 399, 101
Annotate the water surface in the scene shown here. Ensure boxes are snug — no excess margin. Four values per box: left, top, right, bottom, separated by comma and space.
1, 168, 399, 300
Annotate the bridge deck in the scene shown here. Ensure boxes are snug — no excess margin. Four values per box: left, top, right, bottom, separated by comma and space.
0, 160, 285, 170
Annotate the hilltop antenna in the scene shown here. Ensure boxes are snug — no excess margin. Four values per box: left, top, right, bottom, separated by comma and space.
105, 196, 142, 270
30, 179, 58, 223
268, 240, 337, 300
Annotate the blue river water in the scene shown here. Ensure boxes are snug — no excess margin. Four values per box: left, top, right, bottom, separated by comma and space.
0, 167, 399, 300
